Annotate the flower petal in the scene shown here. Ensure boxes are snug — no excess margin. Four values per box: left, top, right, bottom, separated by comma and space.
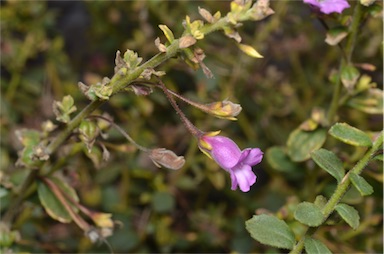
205, 136, 242, 169
319, 0, 350, 14
239, 148, 263, 166
230, 164, 257, 192
304, 0, 350, 14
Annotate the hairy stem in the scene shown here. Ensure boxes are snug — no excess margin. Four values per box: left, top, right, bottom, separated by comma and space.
157, 79, 202, 137
326, 3, 362, 123
290, 131, 383, 254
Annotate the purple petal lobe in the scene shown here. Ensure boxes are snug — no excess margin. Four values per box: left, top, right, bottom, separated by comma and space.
239, 148, 263, 166
231, 165, 257, 192
304, 0, 350, 14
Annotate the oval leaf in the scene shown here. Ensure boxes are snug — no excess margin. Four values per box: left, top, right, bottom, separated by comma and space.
335, 203, 360, 230
350, 173, 374, 196
329, 123, 372, 147
37, 177, 79, 223
52, 177, 80, 204
304, 237, 332, 254
245, 214, 295, 250
294, 202, 324, 227
37, 180, 72, 223
287, 128, 327, 162
311, 149, 344, 183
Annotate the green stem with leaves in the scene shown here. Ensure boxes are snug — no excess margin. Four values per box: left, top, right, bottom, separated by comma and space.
3, 2, 273, 226
290, 131, 383, 254
326, 3, 362, 123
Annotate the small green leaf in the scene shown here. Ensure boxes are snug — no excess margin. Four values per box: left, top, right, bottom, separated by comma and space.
37, 177, 79, 223
350, 173, 374, 196
53, 95, 77, 123
311, 149, 344, 183
52, 177, 79, 204
38, 181, 71, 223
294, 202, 324, 227
123, 49, 142, 69
158, 24, 175, 43
304, 237, 332, 254
287, 128, 327, 162
61, 95, 75, 112
314, 195, 327, 210
15, 129, 42, 166
335, 203, 360, 230
329, 123, 372, 147
245, 214, 296, 250
15, 129, 40, 147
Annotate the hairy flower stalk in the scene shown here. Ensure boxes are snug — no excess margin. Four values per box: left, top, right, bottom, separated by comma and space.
164, 87, 242, 120
158, 79, 263, 192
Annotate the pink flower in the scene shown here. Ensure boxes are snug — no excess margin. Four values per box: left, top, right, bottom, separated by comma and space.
304, 0, 350, 14
198, 133, 263, 192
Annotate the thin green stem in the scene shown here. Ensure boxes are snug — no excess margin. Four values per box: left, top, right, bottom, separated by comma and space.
316, 17, 348, 62
290, 131, 383, 254
87, 115, 149, 152
45, 99, 104, 155
326, 3, 363, 123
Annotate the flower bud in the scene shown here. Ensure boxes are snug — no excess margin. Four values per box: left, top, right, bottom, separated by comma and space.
205, 100, 242, 120
91, 212, 114, 228
149, 148, 185, 170
79, 120, 99, 152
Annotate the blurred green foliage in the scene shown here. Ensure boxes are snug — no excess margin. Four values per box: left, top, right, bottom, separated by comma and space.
1, 1, 382, 253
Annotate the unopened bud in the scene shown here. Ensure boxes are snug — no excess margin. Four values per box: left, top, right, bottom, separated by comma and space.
91, 212, 114, 228
205, 100, 242, 120
238, 44, 263, 58
79, 120, 99, 152
149, 148, 185, 170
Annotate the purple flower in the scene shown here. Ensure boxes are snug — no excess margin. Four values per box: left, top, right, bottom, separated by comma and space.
304, 0, 350, 14
198, 133, 263, 192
